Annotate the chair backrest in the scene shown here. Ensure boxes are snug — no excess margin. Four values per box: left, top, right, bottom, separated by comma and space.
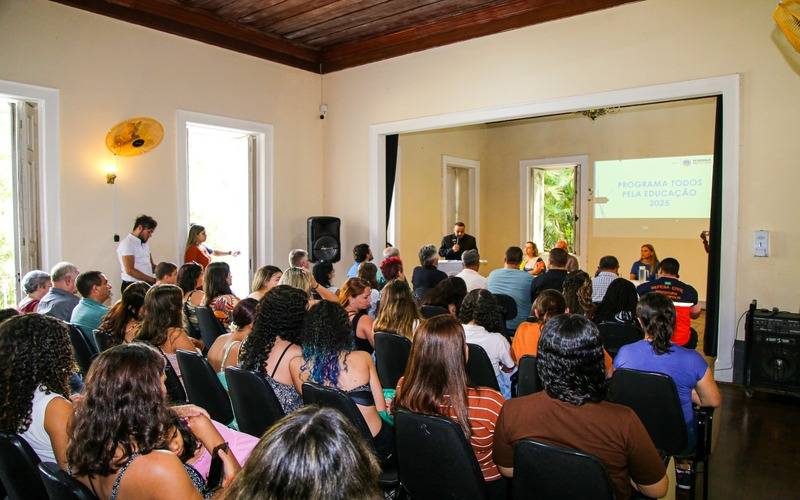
608, 368, 688, 456
92, 329, 117, 353
301, 382, 373, 444
394, 410, 486, 500
175, 350, 233, 425
493, 293, 518, 321
225, 367, 286, 437
516, 355, 541, 397
0, 432, 48, 500
597, 322, 643, 358
420, 305, 449, 319
466, 343, 500, 391
72, 324, 99, 353
374, 332, 412, 389
512, 439, 614, 500
66, 324, 96, 377
38, 462, 96, 500
195, 307, 226, 347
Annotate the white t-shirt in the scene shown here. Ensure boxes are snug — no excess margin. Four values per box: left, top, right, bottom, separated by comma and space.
117, 233, 154, 282
462, 323, 515, 376
455, 268, 488, 292
19, 386, 65, 463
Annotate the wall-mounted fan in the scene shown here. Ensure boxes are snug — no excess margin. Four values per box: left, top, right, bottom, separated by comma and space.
105, 117, 164, 156
774, 0, 800, 52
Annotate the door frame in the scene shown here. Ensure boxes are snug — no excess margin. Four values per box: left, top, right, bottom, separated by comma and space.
442, 155, 480, 245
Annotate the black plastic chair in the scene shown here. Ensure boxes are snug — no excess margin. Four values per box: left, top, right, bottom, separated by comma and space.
395, 410, 487, 500
195, 307, 227, 347
66, 324, 96, 377
493, 293, 518, 321
374, 332, 412, 389
597, 321, 643, 358
466, 343, 500, 391
420, 305, 449, 319
516, 355, 541, 397
301, 382, 399, 490
92, 329, 118, 353
38, 462, 96, 500
225, 367, 286, 437
0, 432, 48, 500
175, 350, 234, 425
512, 439, 614, 500
72, 324, 99, 353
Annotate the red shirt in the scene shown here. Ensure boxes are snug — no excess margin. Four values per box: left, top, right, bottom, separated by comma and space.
184, 245, 211, 268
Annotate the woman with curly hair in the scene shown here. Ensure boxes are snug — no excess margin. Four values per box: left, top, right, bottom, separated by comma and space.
289, 301, 392, 463
178, 262, 205, 335
96, 281, 151, 347
203, 262, 240, 328
422, 276, 468, 317
493, 315, 668, 500
393, 315, 506, 495
207, 298, 258, 385
562, 270, 595, 319
68, 343, 242, 499
373, 279, 421, 341
0, 314, 74, 467
339, 277, 375, 353
247, 265, 282, 301
239, 286, 308, 414
222, 406, 381, 500
459, 290, 515, 398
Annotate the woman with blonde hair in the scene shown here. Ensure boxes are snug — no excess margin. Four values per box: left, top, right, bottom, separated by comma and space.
280, 266, 339, 304
519, 241, 546, 276
339, 277, 375, 353
629, 243, 659, 282
184, 224, 239, 269
373, 279, 421, 341
247, 265, 281, 301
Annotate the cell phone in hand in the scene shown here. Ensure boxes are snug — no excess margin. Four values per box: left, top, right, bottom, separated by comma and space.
204, 442, 228, 493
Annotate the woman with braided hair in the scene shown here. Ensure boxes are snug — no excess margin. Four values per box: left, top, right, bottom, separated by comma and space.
238, 285, 307, 414
0, 313, 74, 467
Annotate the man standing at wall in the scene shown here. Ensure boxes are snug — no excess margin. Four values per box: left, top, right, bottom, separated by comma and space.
117, 215, 157, 292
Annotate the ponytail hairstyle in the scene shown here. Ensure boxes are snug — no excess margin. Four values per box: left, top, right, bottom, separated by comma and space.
636, 292, 676, 355
532, 289, 567, 327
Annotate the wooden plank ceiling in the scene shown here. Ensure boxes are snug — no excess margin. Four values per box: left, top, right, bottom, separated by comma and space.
51, 0, 640, 73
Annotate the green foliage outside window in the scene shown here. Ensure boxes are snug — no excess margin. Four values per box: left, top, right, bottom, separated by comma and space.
542, 169, 575, 251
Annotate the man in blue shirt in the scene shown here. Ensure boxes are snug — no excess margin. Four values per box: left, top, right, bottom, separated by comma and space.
347, 243, 373, 278
37, 262, 80, 321
70, 271, 112, 333
488, 246, 534, 332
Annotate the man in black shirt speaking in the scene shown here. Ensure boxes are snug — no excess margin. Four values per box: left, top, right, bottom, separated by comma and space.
439, 222, 478, 260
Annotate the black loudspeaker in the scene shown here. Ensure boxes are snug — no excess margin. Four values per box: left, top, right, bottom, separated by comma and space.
745, 301, 800, 397
307, 217, 341, 263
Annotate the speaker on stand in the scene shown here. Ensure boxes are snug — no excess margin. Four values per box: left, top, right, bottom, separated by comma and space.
744, 300, 800, 398
307, 217, 341, 263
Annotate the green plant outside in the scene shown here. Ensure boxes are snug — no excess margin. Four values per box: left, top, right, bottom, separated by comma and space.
542, 168, 575, 251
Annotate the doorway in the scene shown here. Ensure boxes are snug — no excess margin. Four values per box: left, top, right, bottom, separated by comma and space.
442, 155, 479, 241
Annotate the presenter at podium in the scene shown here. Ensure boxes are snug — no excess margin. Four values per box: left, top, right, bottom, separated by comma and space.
439, 222, 478, 261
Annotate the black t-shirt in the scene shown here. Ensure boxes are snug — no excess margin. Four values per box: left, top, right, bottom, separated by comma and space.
412, 265, 447, 296
530, 269, 568, 301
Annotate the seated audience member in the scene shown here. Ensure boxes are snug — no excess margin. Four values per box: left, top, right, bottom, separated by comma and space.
207, 298, 258, 384
487, 246, 533, 332
511, 290, 566, 362
456, 249, 488, 292
313, 261, 338, 294
493, 314, 668, 500
0, 308, 19, 323
422, 276, 468, 317
37, 261, 80, 321
204, 262, 240, 328
177, 262, 205, 334
393, 315, 506, 496
239, 286, 307, 414
68, 343, 241, 498
288, 248, 310, 271
222, 406, 381, 500
591, 255, 619, 303
135, 285, 202, 388
348, 243, 374, 279
636, 257, 701, 348
17, 270, 51, 313
70, 271, 112, 333
289, 301, 392, 463
412, 244, 448, 299
358, 262, 381, 317
155, 261, 178, 285
380, 256, 405, 283
554, 239, 580, 272
593, 278, 640, 326
629, 243, 659, 282
373, 279, 422, 341
96, 281, 150, 346
614, 293, 721, 489
520, 241, 546, 276
0, 314, 73, 467
247, 265, 282, 301
281, 266, 340, 304
562, 271, 594, 319
530, 247, 570, 303
459, 290, 516, 398
340, 277, 376, 353
379, 247, 400, 287
184, 223, 240, 268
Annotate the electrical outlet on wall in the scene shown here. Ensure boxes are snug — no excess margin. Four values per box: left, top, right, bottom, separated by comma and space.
753, 230, 769, 257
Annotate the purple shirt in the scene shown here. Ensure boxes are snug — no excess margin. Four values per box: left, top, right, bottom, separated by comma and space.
613, 340, 708, 425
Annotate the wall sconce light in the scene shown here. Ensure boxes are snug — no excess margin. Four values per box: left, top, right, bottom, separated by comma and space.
104, 162, 117, 184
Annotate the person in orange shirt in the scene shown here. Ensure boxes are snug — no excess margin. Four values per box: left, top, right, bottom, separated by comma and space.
184, 223, 240, 268
512, 289, 613, 375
